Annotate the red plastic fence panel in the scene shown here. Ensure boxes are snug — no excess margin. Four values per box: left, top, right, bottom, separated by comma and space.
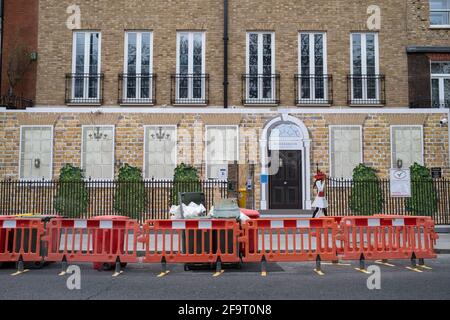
339, 216, 438, 261
44, 218, 140, 264
241, 218, 339, 263
142, 219, 241, 264
0, 218, 45, 263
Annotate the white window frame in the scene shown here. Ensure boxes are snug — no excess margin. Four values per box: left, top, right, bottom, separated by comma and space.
81, 125, 115, 181
143, 125, 178, 180
71, 31, 102, 102
328, 125, 363, 180
175, 31, 206, 103
298, 32, 328, 103
123, 31, 154, 104
431, 61, 450, 108
429, 0, 450, 27
390, 125, 424, 169
19, 125, 54, 181
205, 125, 239, 180
245, 32, 276, 102
350, 33, 380, 103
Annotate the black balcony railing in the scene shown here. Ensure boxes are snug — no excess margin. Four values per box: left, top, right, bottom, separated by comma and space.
0, 94, 33, 109
242, 74, 280, 105
171, 74, 209, 105
294, 74, 333, 105
347, 74, 386, 105
65, 73, 104, 105
410, 99, 450, 109
118, 74, 157, 105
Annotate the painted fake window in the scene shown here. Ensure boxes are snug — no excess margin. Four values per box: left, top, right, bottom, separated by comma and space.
144, 126, 177, 179
82, 126, 114, 180
20, 126, 53, 180
329, 126, 362, 179
391, 126, 424, 169
206, 126, 238, 180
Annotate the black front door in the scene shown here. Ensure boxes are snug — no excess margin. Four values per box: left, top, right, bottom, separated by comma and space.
269, 150, 302, 210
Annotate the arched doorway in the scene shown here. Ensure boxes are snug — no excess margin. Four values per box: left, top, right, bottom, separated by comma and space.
260, 114, 311, 210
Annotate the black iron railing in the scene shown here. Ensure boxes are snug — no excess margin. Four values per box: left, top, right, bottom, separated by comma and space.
118, 74, 157, 105
0, 95, 33, 109
171, 74, 209, 105
410, 99, 450, 109
242, 74, 280, 105
294, 74, 333, 105
65, 73, 104, 105
0, 179, 229, 222
326, 178, 450, 225
347, 74, 386, 105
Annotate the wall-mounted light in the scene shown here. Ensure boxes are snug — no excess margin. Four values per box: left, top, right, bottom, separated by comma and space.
34, 158, 41, 169
396, 159, 403, 169
30, 52, 38, 62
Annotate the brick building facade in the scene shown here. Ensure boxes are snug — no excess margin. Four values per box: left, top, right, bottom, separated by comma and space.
0, 0, 449, 211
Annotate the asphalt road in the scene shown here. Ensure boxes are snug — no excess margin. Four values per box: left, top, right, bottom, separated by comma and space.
1, 255, 450, 300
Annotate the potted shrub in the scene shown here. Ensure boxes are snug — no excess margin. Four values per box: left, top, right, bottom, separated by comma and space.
349, 164, 383, 215
405, 163, 437, 216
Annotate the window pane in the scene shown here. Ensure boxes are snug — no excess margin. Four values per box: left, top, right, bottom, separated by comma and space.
352, 34, 362, 74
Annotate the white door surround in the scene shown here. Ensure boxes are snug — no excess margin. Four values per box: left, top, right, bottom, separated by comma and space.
260, 114, 312, 210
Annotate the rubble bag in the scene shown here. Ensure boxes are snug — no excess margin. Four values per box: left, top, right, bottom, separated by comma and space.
91, 216, 129, 271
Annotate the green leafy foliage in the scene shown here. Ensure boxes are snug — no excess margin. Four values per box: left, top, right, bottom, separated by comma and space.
405, 163, 437, 216
171, 163, 202, 205
54, 164, 89, 218
349, 164, 383, 215
113, 164, 147, 219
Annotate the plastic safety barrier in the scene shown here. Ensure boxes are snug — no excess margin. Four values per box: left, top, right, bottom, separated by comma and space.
339, 216, 438, 262
43, 218, 140, 266
0, 217, 45, 264
240, 218, 339, 263
142, 219, 241, 264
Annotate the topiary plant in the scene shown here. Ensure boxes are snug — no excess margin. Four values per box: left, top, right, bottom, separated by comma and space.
54, 164, 89, 218
405, 163, 437, 216
113, 164, 147, 219
171, 163, 202, 205
349, 164, 383, 215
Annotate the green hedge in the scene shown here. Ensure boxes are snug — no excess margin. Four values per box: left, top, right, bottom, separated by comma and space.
113, 164, 147, 219
171, 163, 202, 205
349, 164, 383, 215
54, 164, 89, 218
405, 163, 437, 216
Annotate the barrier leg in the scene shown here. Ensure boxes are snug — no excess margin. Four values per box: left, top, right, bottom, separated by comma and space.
11, 255, 29, 276
261, 256, 267, 277
355, 254, 371, 274
375, 259, 395, 267
158, 257, 170, 278
314, 255, 324, 276
112, 257, 123, 277
406, 253, 423, 273
59, 256, 68, 276
213, 257, 224, 277
418, 258, 432, 270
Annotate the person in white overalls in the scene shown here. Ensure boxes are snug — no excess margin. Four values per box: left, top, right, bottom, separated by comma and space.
312, 171, 328, 218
